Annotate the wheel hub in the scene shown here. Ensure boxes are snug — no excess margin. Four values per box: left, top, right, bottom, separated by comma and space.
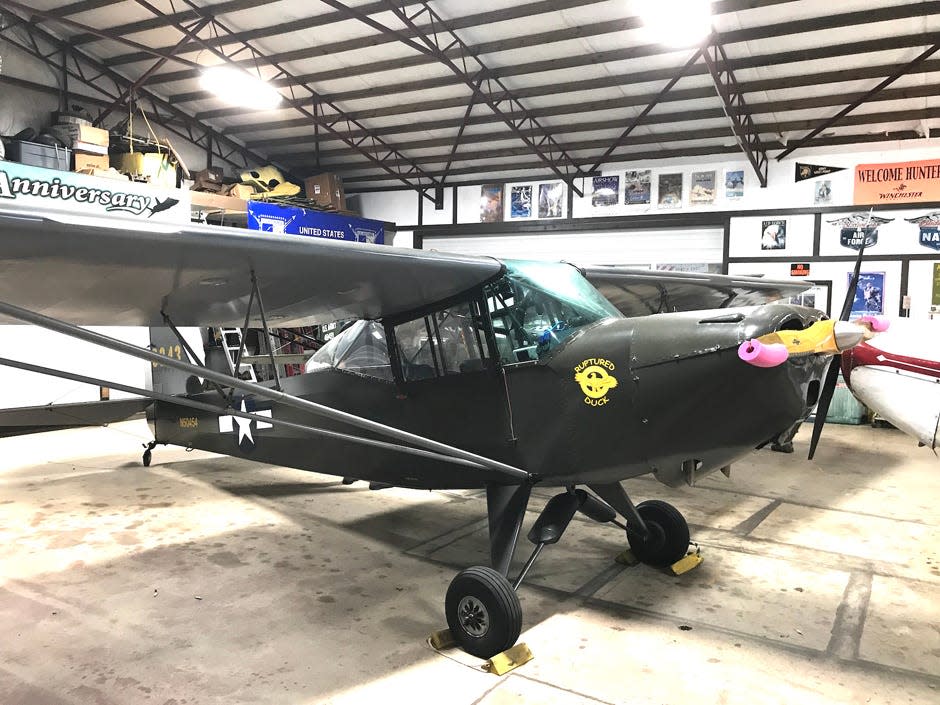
457, 596, 489, 637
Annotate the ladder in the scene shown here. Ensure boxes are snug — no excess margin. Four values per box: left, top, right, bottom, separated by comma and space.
218, 327, 257, 382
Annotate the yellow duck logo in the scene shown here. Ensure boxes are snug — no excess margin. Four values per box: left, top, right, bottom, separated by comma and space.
574, 358, 618, 407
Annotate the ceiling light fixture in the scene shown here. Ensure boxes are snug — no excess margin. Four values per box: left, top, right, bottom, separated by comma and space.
200, 66, 283, 110
640, 1, 713, 48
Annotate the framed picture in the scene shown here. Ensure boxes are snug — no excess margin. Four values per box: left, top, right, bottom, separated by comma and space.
510, 185, 532, 218
786, 281, 831, 317
624, 169, 651, 205
592, 176, 619, 207
761, 219, 787, 250
814, 180, 832, 205
848, 271, 885, 317
480, 184, 503, 223
725, 169, 744, 199
690, 170, 716, 205
538, 182, 564, 218
657, 173, 682, 208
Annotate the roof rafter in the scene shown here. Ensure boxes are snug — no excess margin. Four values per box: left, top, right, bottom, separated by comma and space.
127, 0, 442, 199
0, 14, 273, 174
702, 40, 769, 187
309, 0, 589, 194
143, 0, 798, 88
113, 0, 600, 69
281, 107, 940, 169
245, 79, 940, 153
777, 42, 940, 160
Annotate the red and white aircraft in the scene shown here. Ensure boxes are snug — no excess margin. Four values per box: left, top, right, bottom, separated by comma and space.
842, 318, 940, 450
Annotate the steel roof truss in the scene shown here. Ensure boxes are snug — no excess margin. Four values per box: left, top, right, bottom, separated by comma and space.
702, 41, 768, 188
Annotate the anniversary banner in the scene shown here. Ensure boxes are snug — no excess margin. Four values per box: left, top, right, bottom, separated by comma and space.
854, 158, 940, 205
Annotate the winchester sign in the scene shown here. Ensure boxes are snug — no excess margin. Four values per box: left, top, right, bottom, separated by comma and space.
854, 158, 940, 205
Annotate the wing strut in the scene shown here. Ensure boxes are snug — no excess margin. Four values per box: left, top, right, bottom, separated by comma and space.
0, 299, 530, 482
0, 355, 493, 472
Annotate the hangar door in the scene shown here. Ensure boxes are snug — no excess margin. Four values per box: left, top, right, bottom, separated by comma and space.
422, 228, 724, 268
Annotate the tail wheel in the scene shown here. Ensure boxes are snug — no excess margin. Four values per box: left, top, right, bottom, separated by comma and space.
627, 500, 689, 567
445, 566, 521, 659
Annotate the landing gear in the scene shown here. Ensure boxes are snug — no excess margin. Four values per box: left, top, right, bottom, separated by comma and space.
142, 440, 158, 467
626, 500, 689, 567
445, 566, 522, 659
443, 484, 691, 660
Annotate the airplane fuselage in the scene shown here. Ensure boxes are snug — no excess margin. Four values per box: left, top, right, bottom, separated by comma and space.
150, 304, 829, 489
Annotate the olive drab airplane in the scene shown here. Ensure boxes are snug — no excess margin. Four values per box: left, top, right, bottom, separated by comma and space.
0, 205, 885, 660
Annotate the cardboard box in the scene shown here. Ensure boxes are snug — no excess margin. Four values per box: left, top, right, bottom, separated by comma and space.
50, 123, 109, 148
73, 152, 111, 172
304, 172, 345, 210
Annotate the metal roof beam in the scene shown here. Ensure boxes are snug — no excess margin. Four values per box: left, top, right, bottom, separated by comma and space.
112, 0, 599, 69
340, 130, 931, 186
150, 0, 937, 95
244, 80, 940, 151
776, 42, 940, 160
279, 106, 940, 167
68, 0, 281, 45
702, 41, 769, 187
0, 14, 274, 174
144, 0, 797, 87
318, 0, 588, 194
126, 0, 442, 199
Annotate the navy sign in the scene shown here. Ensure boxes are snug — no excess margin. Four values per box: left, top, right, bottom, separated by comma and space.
920, 227, 940, 251
840, 227, 878, 251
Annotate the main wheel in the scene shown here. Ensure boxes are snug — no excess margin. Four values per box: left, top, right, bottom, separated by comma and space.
445, 566, 522, 659
627, 500, 689, 568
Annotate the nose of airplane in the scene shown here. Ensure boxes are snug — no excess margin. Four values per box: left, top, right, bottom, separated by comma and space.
738, 316, 879, 369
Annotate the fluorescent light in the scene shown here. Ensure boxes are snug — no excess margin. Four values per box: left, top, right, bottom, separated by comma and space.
641, 1, 712, 48
200, 66, 283, 110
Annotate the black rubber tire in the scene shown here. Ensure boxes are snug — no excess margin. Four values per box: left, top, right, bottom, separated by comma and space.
627, 500, 689, 568
142, 449, 152, 467
445, 566, 522, 659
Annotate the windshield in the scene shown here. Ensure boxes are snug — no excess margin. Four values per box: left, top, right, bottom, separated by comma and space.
486, 260, 621, 363
305, 320, 393, 380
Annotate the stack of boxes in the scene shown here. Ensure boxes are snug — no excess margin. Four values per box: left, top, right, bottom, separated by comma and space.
50, 114, 110, 174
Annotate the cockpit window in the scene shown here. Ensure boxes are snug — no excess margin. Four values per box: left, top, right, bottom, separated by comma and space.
305, 320, 393, 381
394, 299, 491, 381
485, 260, 621, 363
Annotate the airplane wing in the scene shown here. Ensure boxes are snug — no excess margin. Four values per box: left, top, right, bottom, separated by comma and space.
580, 265, 812, 317
0, 205, 501, 327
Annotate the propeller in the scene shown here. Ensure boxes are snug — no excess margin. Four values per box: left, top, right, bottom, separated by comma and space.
807, 213, 872, 460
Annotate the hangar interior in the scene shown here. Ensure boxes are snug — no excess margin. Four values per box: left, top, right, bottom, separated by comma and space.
0, 1, 938, 703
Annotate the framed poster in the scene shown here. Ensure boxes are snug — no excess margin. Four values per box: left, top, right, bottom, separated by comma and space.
848, 271, 885, 317
689, 170, 716, 205
725, 169, 744, 199
658, 173, 682, 208
538, 182, 564, 218
814, 180, 832, 205
624, 169, 651, 204
510, 185, 532, 218
592, 175, 619, 207
480, 184, 503, 223
761, 219, 787, 250
933, 263, 940, 306
787, 281, 831, 317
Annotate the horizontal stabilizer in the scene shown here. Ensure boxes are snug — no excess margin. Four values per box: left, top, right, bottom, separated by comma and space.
0, 397, 152, 438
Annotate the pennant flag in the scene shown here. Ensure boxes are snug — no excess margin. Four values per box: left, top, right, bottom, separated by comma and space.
795, 163, 846, 182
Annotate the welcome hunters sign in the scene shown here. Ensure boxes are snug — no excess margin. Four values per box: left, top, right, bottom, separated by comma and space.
0, 161, 190, 223
854, 158, 940, 205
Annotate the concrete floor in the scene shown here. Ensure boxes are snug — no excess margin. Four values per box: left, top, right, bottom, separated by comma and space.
0, 420, 938, 705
